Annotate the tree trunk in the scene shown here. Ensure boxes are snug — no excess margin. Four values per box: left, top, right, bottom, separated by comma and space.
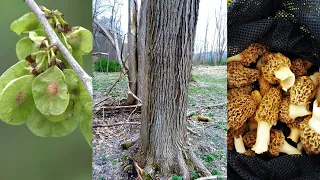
126, 0, 139, 104
139, 0, 208, 179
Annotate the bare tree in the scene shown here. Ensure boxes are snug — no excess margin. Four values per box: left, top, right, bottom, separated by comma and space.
202, 13, 210, 65
213, 0, 227, 65
138, 0, 211, 179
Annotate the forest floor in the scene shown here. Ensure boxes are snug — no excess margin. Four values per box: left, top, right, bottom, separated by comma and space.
92, 65, 227, 180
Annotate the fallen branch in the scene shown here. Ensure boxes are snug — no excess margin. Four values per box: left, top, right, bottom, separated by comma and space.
104, 70, 128, 96
25, 0, 92, 98
187, 127, 198, 135
93, 121, 140, 128
94, 104, 142, 111
196, 176, 227, 180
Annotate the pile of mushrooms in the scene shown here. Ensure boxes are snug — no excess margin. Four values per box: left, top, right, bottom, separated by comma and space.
227, 43, 320, 156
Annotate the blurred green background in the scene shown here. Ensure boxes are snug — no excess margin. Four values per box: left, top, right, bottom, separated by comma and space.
0, 1, 92, 180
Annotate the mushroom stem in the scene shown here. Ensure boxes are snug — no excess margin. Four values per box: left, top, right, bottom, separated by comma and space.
252, 121, 273, 154
288, 127, 300, 143
227, 54, 241, 63
308, 100, 320, 134
280, 140, 301, 155
297, 142, 303, 151
309, 72, 320, 87
234, 136, 246, 153
274, 66, 295, 91
289, 103, 311, 119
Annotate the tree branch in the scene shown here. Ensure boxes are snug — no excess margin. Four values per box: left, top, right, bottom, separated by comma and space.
24, 0, 93, 98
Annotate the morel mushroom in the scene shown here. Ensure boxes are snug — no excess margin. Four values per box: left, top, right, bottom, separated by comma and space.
227, 94, 256, 130
268, 129, 301, 156
243, 130, 257, 148
227, 62, 260, 88
300, 114, 320, 154
258, 77, 271, 97
287, 117, 304, 143
227, 85, 252, 101
261, 53, 295, 91
290, 76, 316, 105
227, 43, 269, 66
252, 87, 282, 154
291, 58, 307, 76
229, 123, 247, 153
279, 96, 311, 124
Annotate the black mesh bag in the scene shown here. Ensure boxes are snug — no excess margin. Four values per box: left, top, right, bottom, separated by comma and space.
228, 0, 320, 179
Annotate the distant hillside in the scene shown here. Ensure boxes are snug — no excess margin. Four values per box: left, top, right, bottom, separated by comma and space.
193, 51, 227, 61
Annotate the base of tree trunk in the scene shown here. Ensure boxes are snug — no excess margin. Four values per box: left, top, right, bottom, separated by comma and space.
134, 143, 211, 179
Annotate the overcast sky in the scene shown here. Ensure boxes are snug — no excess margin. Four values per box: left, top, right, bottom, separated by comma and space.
101, 0, 226, 53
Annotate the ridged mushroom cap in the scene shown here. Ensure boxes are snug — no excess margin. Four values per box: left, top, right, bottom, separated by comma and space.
291, 58, 307, 76
287, 116, 303, 129
279, 96, 294, 124
238, 43, 270, 66
255, 88, 282, 125
258, 77, 271, 97
290, 76, 315, 105
261, 53, 291, 84
268, 129, 285, 157
228, 95, 256, 129
251, 90, 262, 107
227, 85, 252, 101
227, 62, 260, 88
243, 130, 257, 148
300, 115, 320, 154
229, 122, 247, 138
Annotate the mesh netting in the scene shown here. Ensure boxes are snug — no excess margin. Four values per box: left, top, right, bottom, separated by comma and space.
228, 0, 320, 179
228, 0, 320, 66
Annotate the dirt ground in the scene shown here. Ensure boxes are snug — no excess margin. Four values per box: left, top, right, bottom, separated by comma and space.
92, 65, 227, 180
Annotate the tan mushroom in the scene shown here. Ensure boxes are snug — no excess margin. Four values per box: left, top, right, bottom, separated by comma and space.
243, 130, 257, 148
229, 123, 247, 153
261, 53, 295, 91
287, 117, 304, 143
291, 58, 307, 76
227, 130, 235, 151
252, 87, 282, 154
227, 62, 260, 88
227, 43, 269, 66
268, 129, 301, 156
279, 96, 311, 124
290, 75, 316, 105
303, 60, 313, 70
227, 94, 256, 130
258, 77, 271, 97
227, 85, 252, 101
300, 114, 320, 154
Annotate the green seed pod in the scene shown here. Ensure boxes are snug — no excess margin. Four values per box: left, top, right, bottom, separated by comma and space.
63, 69, 79, 93
0, 75, 36, 125
65, 27, 92, 56
80, 102, 92, 147
26, 101, 81, 137
32, 66, 70, 116
0, 61, 30, 94
10, 12, 40, 35
16, 37, 33, 61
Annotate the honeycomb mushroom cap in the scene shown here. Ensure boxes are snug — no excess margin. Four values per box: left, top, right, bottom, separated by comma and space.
279, 96, 294, 124
303, 60, 313, 70
243, 130, 257, 148
258, 77, 271, 97
261, 53, 295, 91
227, 43, 269, 66
227, 62, 260, 88
290, 76, 315, 105
291, 58, 307, 76
255, 88, 281, 125
228, 95, 256, 129
261, 53, 291, 84
268, 129, 285, 157
300, 115, 320, 154
229, 122, 247, 138
227, 85, 252, 101
251, 90, 262, 107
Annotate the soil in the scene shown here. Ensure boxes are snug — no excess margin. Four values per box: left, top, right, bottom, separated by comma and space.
92, 65, 227, 180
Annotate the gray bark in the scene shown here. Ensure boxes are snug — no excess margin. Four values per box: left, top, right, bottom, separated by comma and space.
139, 0, 200, 178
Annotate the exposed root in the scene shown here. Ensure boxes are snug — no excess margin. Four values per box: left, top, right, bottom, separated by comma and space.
188, 150, 212, 177
178, 151, 190, 180
187, 127, 198, 135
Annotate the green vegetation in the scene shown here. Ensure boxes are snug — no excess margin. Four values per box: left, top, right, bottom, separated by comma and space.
93, 57, 121, 72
